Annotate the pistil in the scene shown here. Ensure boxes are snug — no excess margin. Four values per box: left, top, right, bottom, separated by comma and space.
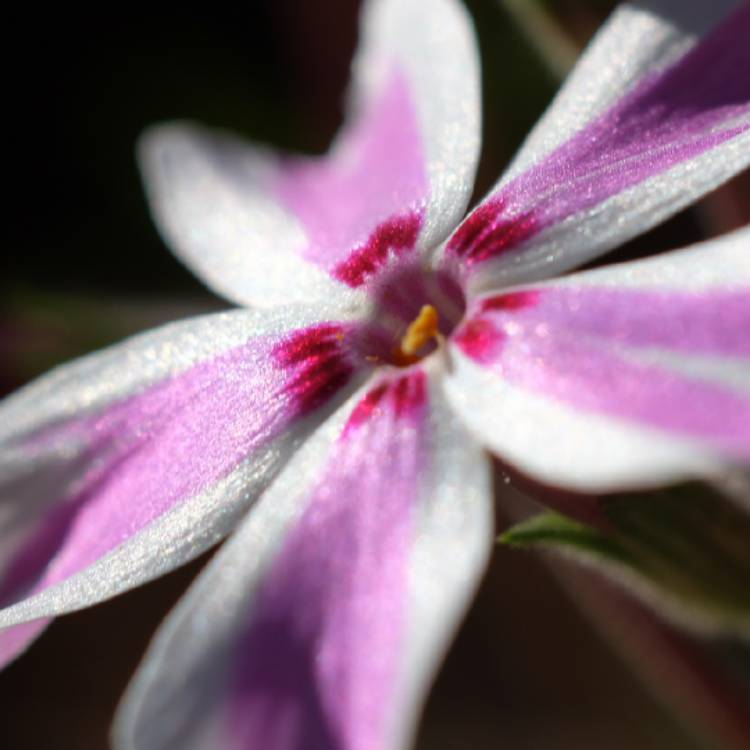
394, 304, 440, 365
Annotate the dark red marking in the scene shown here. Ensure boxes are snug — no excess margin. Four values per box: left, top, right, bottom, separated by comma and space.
272, 325, 354, 416
344, 370, 427, 434
333, 212, 423, 287
346, 383, 389, 431
480, 289, 541, 313
453, 318, 505, 365
393, 370, 426, 419
446, 198, 539, 266
454, 292, 537, 364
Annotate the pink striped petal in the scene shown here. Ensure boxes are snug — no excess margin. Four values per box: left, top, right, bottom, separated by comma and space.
445, 229, 750, 490
0, 307, 368, 666
141, 0, 480, 307
473, 287, 749, 358
273, 71, 427, 288
113, 367, 492, 750
440, 1, 750, 289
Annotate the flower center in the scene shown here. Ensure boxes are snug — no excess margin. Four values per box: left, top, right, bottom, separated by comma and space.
356, 265, 466, 368
393, 305, 440, 366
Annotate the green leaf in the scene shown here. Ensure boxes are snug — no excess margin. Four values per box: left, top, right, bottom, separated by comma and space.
502, 484, 750, 639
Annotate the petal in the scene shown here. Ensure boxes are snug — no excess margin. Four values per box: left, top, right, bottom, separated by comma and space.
112, 366, 492, 750
445, 228, 750, 491
0, 305, 369, 666
141, 0, 480, 307
439, 0, 750, 290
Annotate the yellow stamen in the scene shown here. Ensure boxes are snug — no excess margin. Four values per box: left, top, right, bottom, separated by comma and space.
394, 305, 440, 365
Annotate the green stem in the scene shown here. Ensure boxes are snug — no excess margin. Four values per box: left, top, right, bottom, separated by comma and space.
499, 0, 580, 79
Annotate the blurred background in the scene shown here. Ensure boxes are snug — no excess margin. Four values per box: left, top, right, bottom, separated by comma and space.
2, 1, 749, 747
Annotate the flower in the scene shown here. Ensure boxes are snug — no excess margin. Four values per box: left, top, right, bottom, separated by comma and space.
1, 0, 749, 748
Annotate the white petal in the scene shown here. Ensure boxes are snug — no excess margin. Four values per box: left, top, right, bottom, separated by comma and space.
0, 304, 367, 653
139, 126, 353, 308
445, 229, 750, 492
355, 0, 481, 250
547, 225, 750, 291
438, 0, 750, 291
506, 0, 743, 181
113, 363, 492, 750
140, 0, 480, 307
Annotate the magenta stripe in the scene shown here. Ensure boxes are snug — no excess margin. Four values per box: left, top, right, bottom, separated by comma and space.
272, 324, 356, 415
478, 286, 750, 357
224, 371, 429, 750
332, 211, 423, 288
447, 5, 750, 268
274, 68, 429, 282
456, 318, 750, 457
1, 325, 356, 616
445, 198, 540, 266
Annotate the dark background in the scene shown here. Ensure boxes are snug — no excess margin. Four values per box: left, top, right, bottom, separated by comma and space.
2, 1, 748, 747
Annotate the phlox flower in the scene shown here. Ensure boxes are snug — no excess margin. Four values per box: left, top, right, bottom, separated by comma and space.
1, 0, 749, 748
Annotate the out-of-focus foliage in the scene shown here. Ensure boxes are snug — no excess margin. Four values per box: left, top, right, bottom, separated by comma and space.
504, 484, 750, 639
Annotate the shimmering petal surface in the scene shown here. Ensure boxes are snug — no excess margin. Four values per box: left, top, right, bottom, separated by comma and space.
440, 0, 750, 290
445, 229, 750, 491
113, 366, 492, 750
505, 0, 744, 179
0, 306, 369, 665
140, 0, 480, 306
2, 0, 748, 743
